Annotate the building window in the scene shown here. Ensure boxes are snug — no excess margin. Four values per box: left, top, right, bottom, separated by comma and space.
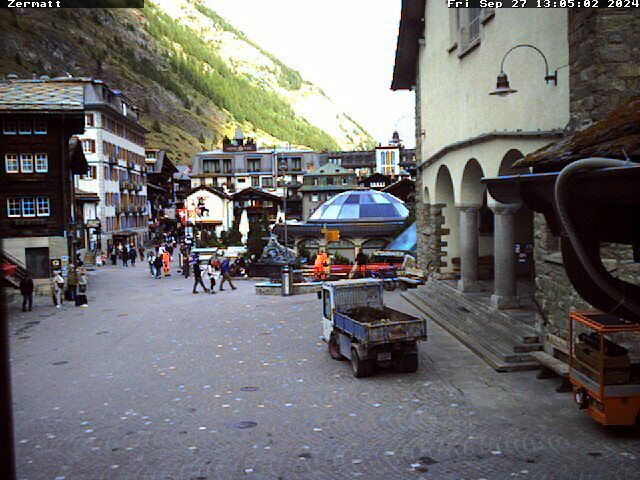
82, 139, 96, 154
3, 119, 17, 135
311, 194, 318, 203
34, 119, 47, 134
5, 154, 18, 173
247, 159, 261, 172
22, 197, 36, 217
85, 114, 95, 127
237, 177, 246, 183
20, 153, 34, 173
327, 177, 334, 186
342, 177, 349, 185
7, 198, 20, 217
457, 8, 482, 53
251, 176, 259, 187
292, 158, 301, 171
261, 177, 274, 188
223, 159, 232, 174
18, 119, 32, 135
264, 200, 273, 208
36, 197, 50, 216
35, 153, 48, 173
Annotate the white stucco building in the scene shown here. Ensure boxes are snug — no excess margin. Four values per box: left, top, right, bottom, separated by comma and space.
77, 79, 149, 249
184, 186, 234, 239
393, 4, 569, 308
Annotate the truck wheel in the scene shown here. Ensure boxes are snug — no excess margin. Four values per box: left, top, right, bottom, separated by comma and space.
351, 349, 374, 378
328, 333, 344, 361
382, 280, 396, 291
397, 353, 419, 373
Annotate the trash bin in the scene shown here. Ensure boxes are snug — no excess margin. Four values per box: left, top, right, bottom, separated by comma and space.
281, 265, 293, 296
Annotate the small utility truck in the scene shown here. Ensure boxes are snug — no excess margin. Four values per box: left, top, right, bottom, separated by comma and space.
321, 279, 428, 377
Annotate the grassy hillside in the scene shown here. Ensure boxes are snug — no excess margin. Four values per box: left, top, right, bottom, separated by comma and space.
0, 3, 374, 163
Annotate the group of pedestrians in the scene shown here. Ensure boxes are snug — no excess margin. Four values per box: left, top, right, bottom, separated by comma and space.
147, 242, 174, 279
22, 264, 91, 312
191, 254, 237, 294
108, 242, 144, 267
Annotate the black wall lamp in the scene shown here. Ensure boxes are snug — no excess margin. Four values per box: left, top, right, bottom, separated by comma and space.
490, 44, 566, 97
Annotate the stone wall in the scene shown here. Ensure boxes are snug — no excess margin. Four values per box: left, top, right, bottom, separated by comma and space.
569, 9, 640, 130
416, 203, 446, 278
534, 9, 640, 360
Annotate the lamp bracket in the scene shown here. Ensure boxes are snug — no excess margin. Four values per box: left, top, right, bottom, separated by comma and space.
500, 44, 559, 86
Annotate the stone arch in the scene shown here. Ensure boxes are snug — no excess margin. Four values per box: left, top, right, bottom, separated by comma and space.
498, 149, 527, 176
495, 148, 535, 281
460, 158, 486, 207
327, 237, 356, 263
361, 238, 387, 258
434, 165, 459, 274
297, 237, 319, 262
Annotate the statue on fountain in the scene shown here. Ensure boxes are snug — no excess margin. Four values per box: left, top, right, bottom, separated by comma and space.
259, 234, 297, 265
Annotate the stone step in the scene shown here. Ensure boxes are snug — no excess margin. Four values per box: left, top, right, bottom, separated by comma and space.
403, 291, 540, 372
412, 290, 537, 364
416, 283, 540, 352
418, 281, 538, 339
417, 282, 539, 345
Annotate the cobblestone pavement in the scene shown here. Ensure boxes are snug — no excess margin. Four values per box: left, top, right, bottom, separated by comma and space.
7, 263, 640, 480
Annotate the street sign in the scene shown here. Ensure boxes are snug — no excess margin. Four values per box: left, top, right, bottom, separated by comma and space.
321, 228, 340, 242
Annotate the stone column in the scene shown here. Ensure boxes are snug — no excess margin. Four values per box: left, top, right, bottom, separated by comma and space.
457, 206, 482, 292
491, 203, 521, 309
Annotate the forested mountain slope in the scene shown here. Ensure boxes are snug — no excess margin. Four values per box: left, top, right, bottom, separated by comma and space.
0, 2, 374, 163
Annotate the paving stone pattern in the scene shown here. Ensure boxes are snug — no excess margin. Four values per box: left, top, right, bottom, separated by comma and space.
8, 263, 640, 480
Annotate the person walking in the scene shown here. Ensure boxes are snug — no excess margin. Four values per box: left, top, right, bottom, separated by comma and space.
20, 273, 34, 312
162, 250, 171, 276
122, 244, 130, 267
130, 244, 137, 267
219, 257, 237, 291
192, 255, 209, 294
182, 247, 190, 279
138, 246, 145, 261
109, 245, 117, 266
153, 253, 163, 279
350, 248, 367, 279
52, 270, 64, 308
148, 251, 155, 276
66, 265, 78, 302
76, 269, 89, 307
204, 259, 217, 294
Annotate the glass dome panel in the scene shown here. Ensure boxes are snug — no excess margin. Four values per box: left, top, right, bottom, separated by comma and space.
308, 189, 408, 223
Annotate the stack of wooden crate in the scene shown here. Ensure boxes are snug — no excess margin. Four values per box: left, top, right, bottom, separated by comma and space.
574, 333, 630, 385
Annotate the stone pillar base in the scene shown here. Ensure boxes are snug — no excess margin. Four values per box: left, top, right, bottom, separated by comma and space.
458, 280, 482, 293
491, 294, 520, 310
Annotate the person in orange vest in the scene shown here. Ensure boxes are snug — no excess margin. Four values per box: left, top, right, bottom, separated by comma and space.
162, 250, 171, 276
314, 250, 329, 281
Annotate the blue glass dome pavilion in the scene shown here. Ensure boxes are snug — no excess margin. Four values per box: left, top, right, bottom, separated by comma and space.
273, 190, 410, 262
308, 190, 409, 223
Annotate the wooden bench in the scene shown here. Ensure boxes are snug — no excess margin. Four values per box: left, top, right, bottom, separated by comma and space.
530, 351, 572, 393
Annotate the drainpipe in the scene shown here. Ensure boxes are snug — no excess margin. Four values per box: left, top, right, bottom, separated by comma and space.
555, 158, 640, 318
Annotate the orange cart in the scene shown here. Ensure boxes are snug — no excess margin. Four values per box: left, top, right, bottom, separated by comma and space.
569, 311, 640, 426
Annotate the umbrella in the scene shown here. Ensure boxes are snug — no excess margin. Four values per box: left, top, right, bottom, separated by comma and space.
239, 209, 250, 244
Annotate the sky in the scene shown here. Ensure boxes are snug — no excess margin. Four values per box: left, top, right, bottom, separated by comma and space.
207, 0, 416, 148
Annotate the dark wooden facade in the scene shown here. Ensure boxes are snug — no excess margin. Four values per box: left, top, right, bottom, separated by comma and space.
382, 178, 416, 204
359, 172, 392, 190
0, 112, 85, 240
232, 187, 282, 223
